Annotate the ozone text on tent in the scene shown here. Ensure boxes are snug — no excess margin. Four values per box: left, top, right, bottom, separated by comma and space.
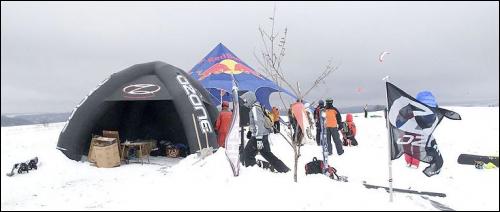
176, 75, 213, 133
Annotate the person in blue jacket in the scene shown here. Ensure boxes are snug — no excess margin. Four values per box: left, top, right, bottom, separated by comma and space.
404, 91, 438, 168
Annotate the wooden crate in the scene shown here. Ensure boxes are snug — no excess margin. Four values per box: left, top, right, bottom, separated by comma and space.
94, 142, 120, 168
103, 130, 120, 143
88, 136, 117, 163
103, 130, 122, 157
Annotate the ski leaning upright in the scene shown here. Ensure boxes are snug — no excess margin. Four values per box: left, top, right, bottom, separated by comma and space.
320, 109, 329, 174
319, 109, 347, 182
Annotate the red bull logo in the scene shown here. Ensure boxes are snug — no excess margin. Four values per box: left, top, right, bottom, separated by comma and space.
197, 59, 263, 80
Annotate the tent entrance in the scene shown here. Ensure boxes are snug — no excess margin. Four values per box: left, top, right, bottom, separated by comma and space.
91, 100, 189, 156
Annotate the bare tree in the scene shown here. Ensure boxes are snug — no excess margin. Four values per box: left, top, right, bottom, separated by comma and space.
254, 4, 339, 182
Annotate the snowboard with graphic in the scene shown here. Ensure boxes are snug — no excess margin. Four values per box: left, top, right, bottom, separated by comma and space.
457, 154, 498, 166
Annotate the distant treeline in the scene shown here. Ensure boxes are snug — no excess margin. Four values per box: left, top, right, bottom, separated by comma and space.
0, 105, 386, 127
1, 113, 71, 127
4, 102, 495, 127
338, 105, 386, 114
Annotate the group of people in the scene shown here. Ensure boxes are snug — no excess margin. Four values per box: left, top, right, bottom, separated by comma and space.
216, 100, 282, 148
214, 89, 447, 174
215, 92, 364, 172
214, 92, 290, 173
214, 92, 363, 173
313, 98, 359, 156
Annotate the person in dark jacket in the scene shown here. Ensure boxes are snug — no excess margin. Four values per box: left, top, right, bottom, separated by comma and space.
314, 100, 325, 146
288, 104, 296, 134
325, 98, 344, 156
364, 104, 368, 118
241, 92, 290, 173
215, 101, 232, 147
272, 106, 280, 133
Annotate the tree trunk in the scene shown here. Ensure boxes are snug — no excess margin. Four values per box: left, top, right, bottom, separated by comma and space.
293, 122, 299, 182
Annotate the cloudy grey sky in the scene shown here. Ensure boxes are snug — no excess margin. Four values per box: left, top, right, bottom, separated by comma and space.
1, 1, 498, 114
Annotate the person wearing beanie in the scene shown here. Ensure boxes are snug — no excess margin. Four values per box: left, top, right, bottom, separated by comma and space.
404, 91, 438, 168
324, 98, 344, 156
241, 92, 290, 173
341, 113, 358, 146
215, 101, 232, 147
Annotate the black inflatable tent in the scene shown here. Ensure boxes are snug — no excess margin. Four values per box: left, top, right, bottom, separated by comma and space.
57, 61, 219, 161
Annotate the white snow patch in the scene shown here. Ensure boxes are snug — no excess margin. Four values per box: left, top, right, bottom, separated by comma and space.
1, 107, 498, 210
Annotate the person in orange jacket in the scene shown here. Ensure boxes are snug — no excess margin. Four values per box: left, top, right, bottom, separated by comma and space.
325, 98, 344, 156
272, 106, 280, 134
341, 113, 358, 146
215, 101, 232, 147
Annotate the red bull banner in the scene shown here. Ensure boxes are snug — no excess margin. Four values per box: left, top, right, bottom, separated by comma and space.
189, 43, 298, 110
190, 44, 264, 81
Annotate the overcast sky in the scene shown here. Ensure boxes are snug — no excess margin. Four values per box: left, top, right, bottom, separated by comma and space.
1, 1, 498, 114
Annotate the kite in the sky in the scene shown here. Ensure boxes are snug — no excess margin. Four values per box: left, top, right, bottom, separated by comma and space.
356, 86, 363, 93
379, 51, 390, 62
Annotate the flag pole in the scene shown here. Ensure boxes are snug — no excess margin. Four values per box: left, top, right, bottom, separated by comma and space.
382, 75, 394, 202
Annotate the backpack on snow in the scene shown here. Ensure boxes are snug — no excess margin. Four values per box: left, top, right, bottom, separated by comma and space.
341, 122, 351, 135
304, 157, 340, 180
305, 157, 347, 182
305, 157, 325, 175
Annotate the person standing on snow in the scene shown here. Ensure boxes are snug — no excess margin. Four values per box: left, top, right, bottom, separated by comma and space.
272, 106, 280, 134
288, 104, 296, 138
314, 100, 325, 146
289, 99, 304, 145
404, 91, 439, 168
364, 104, 368, 118
325, 98, 344, 156
241, 92, 290, 173
215, 101, 232, 147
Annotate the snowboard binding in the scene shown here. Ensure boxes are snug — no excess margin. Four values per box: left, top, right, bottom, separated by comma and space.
256, 159, 276, 172
474, 160, 484, 169
325, 165, 348, 182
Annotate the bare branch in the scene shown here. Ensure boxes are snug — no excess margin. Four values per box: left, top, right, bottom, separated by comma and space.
253, 3, 341, 183
300, 61, 340, 99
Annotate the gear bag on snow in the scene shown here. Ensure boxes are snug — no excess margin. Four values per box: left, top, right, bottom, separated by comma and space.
6, 157, 39, 177
305, 157, 340, 180
305, 157, 325, 175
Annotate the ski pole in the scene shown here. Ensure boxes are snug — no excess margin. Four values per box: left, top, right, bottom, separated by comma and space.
383, 76, 394, 202
192, 113, 203, 153
204, 127, 209, 149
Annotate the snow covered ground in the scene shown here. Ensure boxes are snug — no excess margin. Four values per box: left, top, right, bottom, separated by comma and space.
1, 106, 498, 210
